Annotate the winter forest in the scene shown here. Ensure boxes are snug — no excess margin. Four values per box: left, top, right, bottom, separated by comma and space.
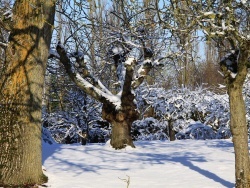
0, 0, 250, 187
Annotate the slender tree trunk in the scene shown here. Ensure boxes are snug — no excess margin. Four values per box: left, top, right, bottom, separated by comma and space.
168, 119, 175, 141
88, 0, 97, 69
223, 42, 250, 188
229, 86, 250, 188
0, 0, 55, 186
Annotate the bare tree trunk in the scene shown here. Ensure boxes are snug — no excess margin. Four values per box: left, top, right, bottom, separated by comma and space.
168, 119, 175, 141
0, 0, 55, 186
110, 120, 135, 149
88, 0, 97, 69
229, 86, 250, 188
102, 62, 139, 149
102, 102, 138, 149
222, 42, 250, 188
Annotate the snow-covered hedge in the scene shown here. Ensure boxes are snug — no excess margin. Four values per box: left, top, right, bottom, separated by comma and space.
42, 89, 111, 144
43, 77, 250, 143
135, 85, 231, 140
43, 111, 111, 144
175, 122, 229, 140
132, 117, 168, 141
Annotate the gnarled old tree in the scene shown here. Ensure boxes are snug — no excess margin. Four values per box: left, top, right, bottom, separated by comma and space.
55, 39, 163, 150
50, 0, 166, 149
0, 0, 55, 186
158, 0, 250, 187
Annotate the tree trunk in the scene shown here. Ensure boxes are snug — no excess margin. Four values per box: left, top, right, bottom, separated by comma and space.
229, 85, 250, 188
102, 102, 138, 149
110, 119, 135, 149
168, 119, 176, 141
224, 42, 250, 188
0, 0, 55, 186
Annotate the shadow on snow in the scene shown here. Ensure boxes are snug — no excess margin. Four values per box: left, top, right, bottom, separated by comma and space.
42, 140, 235, 187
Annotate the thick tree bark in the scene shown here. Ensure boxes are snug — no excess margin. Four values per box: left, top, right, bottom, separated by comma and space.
102, 102, 139, 149
102, 61, 138, 149
110, 119, 135, 149
0, 0, 55, 186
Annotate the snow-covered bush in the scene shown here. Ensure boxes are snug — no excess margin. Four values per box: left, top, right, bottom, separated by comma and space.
175, 122, 216, 140
88, 120, 111, 143
42, 127, 56, 145
43, 72, 250, 143
136, 85, 231, 140
132, 117, 168, 141
42, 89, 111, 144
43, 111, 81, 143
43, 111, 111, 144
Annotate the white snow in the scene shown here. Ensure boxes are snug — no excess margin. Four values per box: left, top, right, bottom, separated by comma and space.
76, 73, 94, 89
3, 9, 13, 20
125, 40, 142, 48
112, 47, 124, 55
202, 11, 216, 20
218, 84, 226, 88
76, 73, 121, 109
202, 11, 215, 16
97, 80, 113, 95
230, 72, 237, 78
42, 139, 239, 188
222, 20, 226, 30
49, 49, 60, 59
241, 0, 246, 4
225, 7, 230, 11
153, 58, 164, 67
137, 59, 152, 76
216, 31, 225, 36
125, 57, 136, 66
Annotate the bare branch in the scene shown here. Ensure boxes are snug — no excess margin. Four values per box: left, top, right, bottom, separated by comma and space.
56, 43, 115, 104
121, 57, 136, 104
132, 59, 153, 89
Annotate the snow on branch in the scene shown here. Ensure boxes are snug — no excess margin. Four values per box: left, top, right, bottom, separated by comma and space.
49, 49, 60, 59
198, 8, 248, 42
132, 56, 165, 89
70, 51, 113, 96
220, 50, 239, 73
3, 9, 13, 20
0, 41, 8, 48
121, 57, 136, 103
50, 44, 111, 96
56, 43, 121, 108
220, 50, 239, 78
132, 59, 152, 89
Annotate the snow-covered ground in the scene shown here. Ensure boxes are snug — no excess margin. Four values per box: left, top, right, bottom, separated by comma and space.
42, 139, 238, 188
